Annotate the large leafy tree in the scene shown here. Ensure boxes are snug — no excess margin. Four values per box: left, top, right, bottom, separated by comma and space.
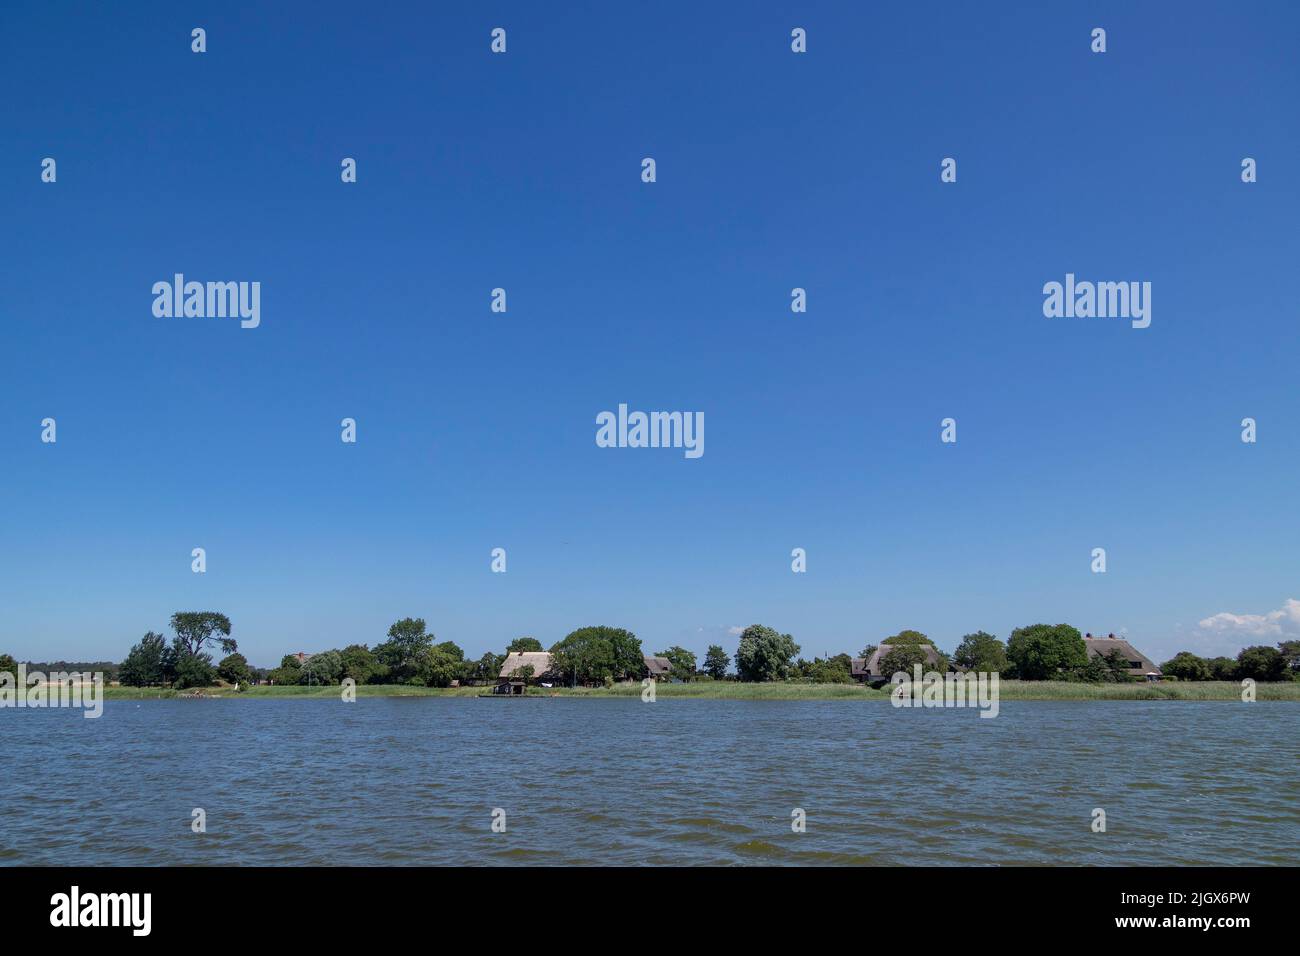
549, 626, 643, 685
119, 632, 168, 686
606, 629, 644, 679
416, 641, 469, 687
269, 654, 303, 686
702, 644, 730, 680
474, 652, 505, 681
435, 640, 465, 660
734, 625, 800, 682
172, 652, 215, 689
386, 617, 432, 653
170, 612, 235, 658
1276, 640, 1300, 675
657, 646, 697, 681
374, 617, 434, 681
217, 652, 253, 686
1006, 623, 1087, 680
1162, 651, 1211, 681
162, 612, 232, 690
802, 654, 853, 683
507, 637, 543, 653
879, 643, 932, 677
1236, 645, 1288, 682
953, 631, 1008, 672
0, 653, 16, 676
1207, 656, 1238, 681
546, 634, 603, 686
300, 650, 344, 685
340, 644, 381, 684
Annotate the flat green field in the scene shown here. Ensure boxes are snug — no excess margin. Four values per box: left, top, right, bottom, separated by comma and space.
100, 679, 1300, 701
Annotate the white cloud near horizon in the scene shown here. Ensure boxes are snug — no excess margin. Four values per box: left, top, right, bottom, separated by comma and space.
1197, 598, 1300, 639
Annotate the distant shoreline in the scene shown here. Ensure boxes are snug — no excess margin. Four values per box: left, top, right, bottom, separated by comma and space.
99, 680, 1300, 702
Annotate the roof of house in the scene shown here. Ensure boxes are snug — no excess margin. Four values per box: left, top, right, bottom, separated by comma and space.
644, 656, 673, 676
1083, 634, 1161, 674
853, 644, 943, 677
498, 651, 553, 679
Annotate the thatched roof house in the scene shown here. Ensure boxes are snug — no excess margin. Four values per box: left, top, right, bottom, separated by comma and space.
852, 647, 946, 686
1084, 633, 1161, 678
498, 651, 553, 681
643, 656, 673, 678
851, 644, 946, 683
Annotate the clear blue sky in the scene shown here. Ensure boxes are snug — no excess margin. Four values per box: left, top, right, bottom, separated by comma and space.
2, 1, 1298, 668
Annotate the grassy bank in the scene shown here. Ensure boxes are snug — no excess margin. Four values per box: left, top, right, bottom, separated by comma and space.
100, 679, 1300, 701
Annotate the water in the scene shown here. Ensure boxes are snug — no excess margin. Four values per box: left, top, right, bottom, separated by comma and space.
1, 698, 1296, 865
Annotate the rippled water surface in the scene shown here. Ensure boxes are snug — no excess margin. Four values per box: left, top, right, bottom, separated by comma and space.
1, 698, 1296, 865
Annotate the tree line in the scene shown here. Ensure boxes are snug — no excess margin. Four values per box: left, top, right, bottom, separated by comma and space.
14, 614, 1296, 691
1159, 645, 1297, 683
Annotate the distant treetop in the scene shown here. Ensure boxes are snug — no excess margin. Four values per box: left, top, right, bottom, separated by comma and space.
880, 629, 933, 646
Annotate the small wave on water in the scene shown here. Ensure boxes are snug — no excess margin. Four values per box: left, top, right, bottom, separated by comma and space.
733, 839, 784, 858
668, 817, 755, 835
